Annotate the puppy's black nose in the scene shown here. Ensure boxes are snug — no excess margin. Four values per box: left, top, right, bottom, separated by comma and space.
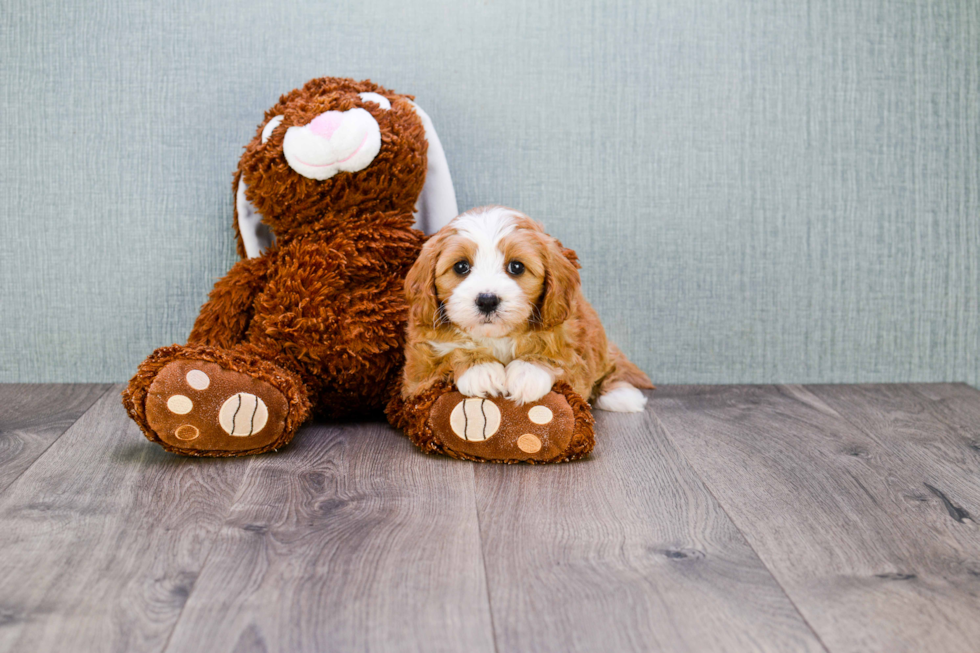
475, 293, 500, 314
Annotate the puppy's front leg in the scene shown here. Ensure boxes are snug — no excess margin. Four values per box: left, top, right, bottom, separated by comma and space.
504, 360, 555, 405
456, 362, 507, 398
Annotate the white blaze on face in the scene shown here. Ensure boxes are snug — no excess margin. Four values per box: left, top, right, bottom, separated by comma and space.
445, 207, 530, 338
283, 107, 382, 181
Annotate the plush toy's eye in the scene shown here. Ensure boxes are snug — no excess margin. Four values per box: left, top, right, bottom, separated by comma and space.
507, 261, 525, 276
261, 115, 284, 144
453, 261, 471, 276
358, 92, 391, 110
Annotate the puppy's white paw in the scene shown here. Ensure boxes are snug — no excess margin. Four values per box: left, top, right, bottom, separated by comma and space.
456, 363, 507, 398
595, 383, 647, 412
505, 360, 554, 405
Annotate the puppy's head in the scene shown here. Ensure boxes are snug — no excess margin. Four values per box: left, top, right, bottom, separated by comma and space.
406, 206, 581, 338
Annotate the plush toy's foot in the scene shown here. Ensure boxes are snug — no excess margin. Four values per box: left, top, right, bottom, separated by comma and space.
123, 344, 311, 457
387, 381, 595, 464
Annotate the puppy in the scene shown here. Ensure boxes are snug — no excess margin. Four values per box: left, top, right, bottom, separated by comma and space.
401, 205, 653, 412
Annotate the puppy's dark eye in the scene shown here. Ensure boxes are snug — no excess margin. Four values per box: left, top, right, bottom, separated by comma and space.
507, 261, 525, 276
453, 261, 471, 276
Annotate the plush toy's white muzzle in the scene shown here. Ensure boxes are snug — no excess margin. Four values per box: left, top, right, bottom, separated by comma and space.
282, 107, 381, 180
237, 97, 458, 259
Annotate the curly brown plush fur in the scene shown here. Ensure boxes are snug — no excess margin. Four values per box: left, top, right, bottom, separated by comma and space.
124, 77, 431, 456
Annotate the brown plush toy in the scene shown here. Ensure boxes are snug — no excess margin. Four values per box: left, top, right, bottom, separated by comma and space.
386, 381, 597, 464
123, 77, 459, 456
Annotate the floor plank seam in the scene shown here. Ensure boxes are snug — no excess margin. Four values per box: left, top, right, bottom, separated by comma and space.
906, 383, 977, 413
814, 384, 979, 526
13, 384, 975, 651
0, 383, 115, 498
646, 401, 835, 653
907, 384, 980, 524
471, 465, 501, 653
157, 455, 259, 653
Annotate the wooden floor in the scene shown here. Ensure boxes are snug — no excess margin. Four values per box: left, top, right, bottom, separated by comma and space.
1, 384, 979, 652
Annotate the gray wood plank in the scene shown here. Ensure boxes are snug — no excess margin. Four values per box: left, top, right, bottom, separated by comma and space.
808, 383, 980, 527
908, 383, 980, 440
0, 385, 251, 653
908, 382, 980, 403
162, 421, 496, 653
473, 403, 826, 653
0, 384, 111, 493
651, 385, 980, 653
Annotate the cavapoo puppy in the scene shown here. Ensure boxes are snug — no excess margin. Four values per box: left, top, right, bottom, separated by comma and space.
401, 205, 652, 411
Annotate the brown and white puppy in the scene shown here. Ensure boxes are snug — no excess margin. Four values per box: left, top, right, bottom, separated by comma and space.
402, 205, 653, 411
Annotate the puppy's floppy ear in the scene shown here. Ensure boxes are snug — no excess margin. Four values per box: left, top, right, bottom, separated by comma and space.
405, 231, 448, 328
556, 240, 581, 270
538, 234, 582, 328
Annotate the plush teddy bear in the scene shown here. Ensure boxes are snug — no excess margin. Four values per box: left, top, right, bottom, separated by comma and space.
123, 77, 459, 456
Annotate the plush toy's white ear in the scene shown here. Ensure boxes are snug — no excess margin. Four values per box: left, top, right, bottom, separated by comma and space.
237, 178, 275, 258
410, 102, 459, 234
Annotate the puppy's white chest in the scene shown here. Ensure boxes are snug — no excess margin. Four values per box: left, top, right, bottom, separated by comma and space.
429, 336, 515, 364
477, 336, 516, 364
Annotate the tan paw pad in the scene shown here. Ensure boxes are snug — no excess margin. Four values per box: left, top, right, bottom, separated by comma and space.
218, 393, 269, 436
167, 395, 193, 415
527, 405, 553, 424
517, 433, 542, 453
185, 369, 210, 390
174, 424, 200, 441
449, 398, 501, 441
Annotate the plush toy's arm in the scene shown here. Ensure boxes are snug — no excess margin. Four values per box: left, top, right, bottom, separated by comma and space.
187, 253, 275, 348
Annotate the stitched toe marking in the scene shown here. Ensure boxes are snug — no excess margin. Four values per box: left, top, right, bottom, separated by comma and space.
219, 393, 269, 436
449, 398, 501, 441
174, 424, 199, 440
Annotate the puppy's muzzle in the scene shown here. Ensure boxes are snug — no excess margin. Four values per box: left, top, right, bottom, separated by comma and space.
475, 293, 500, 315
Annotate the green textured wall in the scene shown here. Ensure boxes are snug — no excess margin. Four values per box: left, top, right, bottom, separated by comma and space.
1, 0, 977, 384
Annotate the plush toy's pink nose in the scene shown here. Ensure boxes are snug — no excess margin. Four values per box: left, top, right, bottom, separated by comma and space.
308, 111, 344, 139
